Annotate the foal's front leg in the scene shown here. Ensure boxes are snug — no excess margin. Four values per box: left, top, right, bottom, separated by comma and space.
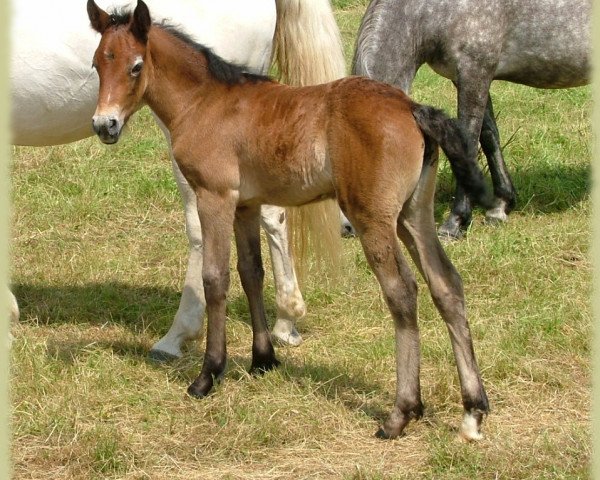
235, 206, 280, 373
187, 189, 236, 398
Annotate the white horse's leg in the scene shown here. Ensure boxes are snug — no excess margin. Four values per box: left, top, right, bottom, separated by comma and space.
9, 289, 19, 323
149, 139, 206, 360
7, 289, 18, 349
260, 205, 306, 346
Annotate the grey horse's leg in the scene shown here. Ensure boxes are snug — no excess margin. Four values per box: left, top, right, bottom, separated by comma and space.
480, 95, 516, 222
438, 72, 493, 239
149, 156, 205, 361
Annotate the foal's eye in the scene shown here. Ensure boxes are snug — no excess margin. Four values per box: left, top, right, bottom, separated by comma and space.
131, 62, 143, 77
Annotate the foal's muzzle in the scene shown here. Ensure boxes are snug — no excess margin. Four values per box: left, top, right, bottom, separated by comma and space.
92, 115, 123, 144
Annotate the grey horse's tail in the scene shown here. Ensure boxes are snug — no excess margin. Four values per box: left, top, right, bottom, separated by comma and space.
411, 104, 492, 209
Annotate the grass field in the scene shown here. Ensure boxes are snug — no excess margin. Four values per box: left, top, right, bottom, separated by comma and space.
10, 2, 591, 479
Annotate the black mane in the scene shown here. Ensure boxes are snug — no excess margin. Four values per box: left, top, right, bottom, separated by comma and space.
104, 10, 272, 85
159, 23, 272, 85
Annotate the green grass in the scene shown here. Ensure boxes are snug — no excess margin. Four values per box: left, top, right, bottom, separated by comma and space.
10, 2, 590, 479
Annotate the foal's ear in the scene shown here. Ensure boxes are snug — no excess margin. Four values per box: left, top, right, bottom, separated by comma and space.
87, 0, 111, 34
131, 0, 152, 43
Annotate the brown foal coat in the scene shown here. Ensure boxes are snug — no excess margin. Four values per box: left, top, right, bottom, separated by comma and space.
88, 0, 489, 440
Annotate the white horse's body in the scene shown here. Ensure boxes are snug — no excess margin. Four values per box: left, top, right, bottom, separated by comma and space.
11, 0, 345, 357
11, 0, 275, 146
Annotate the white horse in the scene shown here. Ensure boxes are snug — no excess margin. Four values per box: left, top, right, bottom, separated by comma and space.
10, 0, 346, 358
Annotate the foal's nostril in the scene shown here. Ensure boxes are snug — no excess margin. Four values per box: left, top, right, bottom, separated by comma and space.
342, 223, 356, 237
91, 115, 120, 144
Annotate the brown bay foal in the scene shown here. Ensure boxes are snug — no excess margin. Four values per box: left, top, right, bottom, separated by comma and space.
87, 0, 490, 440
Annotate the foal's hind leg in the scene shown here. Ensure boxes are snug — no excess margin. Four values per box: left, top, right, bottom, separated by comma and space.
354, 219, 423, 439
399, 162, 489, 441
234, 206, 280, 373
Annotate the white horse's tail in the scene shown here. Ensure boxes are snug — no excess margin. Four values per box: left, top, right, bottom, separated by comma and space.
273, 0, 346, 85
273, 0, 346, 282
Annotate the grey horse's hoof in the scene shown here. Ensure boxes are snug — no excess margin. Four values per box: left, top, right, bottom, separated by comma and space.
341, 223, 356, 237
438, 213, 467, 241
484, 208, 508, 225
437, 224, 463, 241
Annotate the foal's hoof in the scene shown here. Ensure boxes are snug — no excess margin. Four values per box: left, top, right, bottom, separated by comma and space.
458, 410, 486, 442
249, 356, 281, 375
187, 374, 216, 398
375, 427, 404, 440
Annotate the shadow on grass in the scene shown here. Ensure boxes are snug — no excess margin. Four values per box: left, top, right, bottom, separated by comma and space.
280, 359, 392, 423
13, 282, 182, 336
13, 282, 281, 336
16, 282, 392, 424
433, 160, 590, 221
161, 351, 392, 424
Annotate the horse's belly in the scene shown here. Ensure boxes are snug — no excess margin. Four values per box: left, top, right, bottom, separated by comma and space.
495, 56, 590, 88
11, 52, 100, 145
494, 7, 590, 88
238, 149, 335, 208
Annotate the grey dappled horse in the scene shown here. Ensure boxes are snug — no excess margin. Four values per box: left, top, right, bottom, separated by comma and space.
353, 0, 590, 238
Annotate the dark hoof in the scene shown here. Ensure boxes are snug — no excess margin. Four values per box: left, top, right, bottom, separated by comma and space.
375, 427, 392, 439
375, 426, 405, 440
148, 349, 179, 363
249, 357, 281, 375
187, 375, 215, 398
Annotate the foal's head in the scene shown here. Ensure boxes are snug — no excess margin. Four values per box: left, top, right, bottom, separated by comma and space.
87, 0, 151, 144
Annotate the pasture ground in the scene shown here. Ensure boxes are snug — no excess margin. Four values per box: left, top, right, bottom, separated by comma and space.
10, 1, 591, 478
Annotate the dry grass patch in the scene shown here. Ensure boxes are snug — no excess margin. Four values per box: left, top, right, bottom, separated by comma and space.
10, 1, 590, 478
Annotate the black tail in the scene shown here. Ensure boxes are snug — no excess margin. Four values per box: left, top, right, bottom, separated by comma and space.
411, 104, 492, 209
